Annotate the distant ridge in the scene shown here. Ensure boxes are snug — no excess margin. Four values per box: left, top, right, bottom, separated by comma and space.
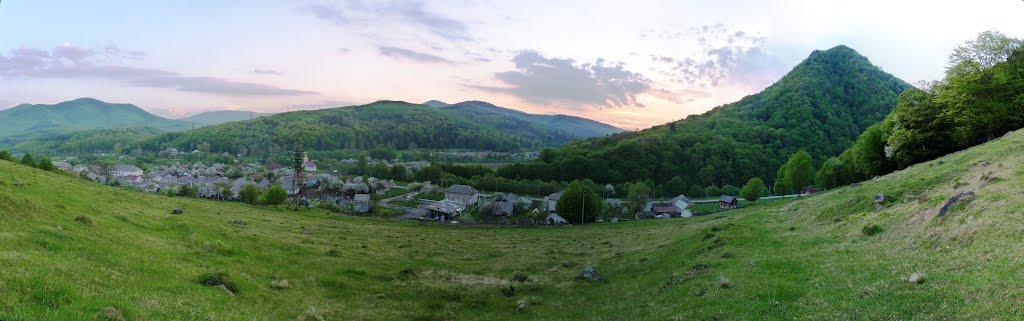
0, 98, 190, 147
143, 99, 623, 156
178, 110, 269, 127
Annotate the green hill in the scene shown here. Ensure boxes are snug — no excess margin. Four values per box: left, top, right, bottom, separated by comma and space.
3, 127, 1024, 320
178, 110, 269, 127
10, 127, 165, 155
499, 45, 911, 189
0, 98, 189, 147
430, 100, 624, 138
143, 100, 621, 156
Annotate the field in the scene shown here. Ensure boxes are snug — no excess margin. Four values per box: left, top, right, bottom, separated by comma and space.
2, 129, 1024, 320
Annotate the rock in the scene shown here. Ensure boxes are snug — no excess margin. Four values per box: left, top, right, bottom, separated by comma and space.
218, 284, 236, 296
300, 227, 311, 235
171, 208, 184, 215
718, 276, 733, 288
55, 224, 63, 231
873, 194, 887, 204
937, 191, 975, 217
511, 272, 529, 282
581, 265, 603, 281
562, 261, 576, 268
907, 272, 925, 284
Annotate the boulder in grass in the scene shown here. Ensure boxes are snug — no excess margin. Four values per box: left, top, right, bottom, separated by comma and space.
580, 266, 603, 281
937, 192, 975, 217
171, 208, 184, 215
907, 272, 925, 284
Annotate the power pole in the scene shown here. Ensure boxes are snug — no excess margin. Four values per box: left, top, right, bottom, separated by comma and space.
290, 141, 305, 206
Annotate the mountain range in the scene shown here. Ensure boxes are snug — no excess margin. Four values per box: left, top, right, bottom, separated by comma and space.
0, 98, 270, 148
499, 45, 912, 189
142, 100, 624, 156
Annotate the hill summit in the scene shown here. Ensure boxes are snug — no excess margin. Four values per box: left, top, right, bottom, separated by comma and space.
501, 45, 912, 189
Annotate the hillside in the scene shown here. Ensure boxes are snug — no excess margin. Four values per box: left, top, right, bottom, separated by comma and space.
178, 110, 269, 127
10, 127, 165, 155
429, 100, 624, 138
500, 45, 912, 189
0, 98, 189, 147
143, 100, 621, 156
3, 128, 1024, 320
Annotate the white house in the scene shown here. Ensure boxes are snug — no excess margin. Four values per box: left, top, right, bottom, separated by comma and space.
109, 164, 143, 177
444, 185, 479, 205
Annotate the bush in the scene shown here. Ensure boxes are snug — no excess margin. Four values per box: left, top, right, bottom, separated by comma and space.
199, 272, 239, 294
739, 177, 767, 202
238, 183, 261, 205
74, 215, 96, 226
263, 184, 288, 205
862, 224, 883, 236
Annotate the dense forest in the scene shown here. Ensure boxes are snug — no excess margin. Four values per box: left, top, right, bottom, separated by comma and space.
12, 127, 164, 155
141, 100, 620, 156
495, 45, 911, 194
0, 98, 189, 147
815, 31, 1024, 188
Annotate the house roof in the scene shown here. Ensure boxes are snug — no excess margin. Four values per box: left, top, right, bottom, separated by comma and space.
545, 213, 567, 223
719, 195, 737, 203
445, 184, 478, 195
354, 194, 371, 201
669, 194, 692, 205
547, 191, 563, 200
494, 201, 514, 215
111, 164, 142, 172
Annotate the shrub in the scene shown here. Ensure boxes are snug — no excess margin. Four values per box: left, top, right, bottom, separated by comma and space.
263, 184, 288, 205
862, 224, 883, 236
74, 215, 96, 226
238, 183, 261, 205
198, 272, 239, 294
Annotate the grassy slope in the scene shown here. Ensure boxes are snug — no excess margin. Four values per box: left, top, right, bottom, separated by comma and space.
2, 130, 1024, 320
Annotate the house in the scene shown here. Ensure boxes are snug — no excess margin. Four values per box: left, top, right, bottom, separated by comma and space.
353, 193, 371, 213
544, 213, 568, 226
719, 195, 739, 209
109, 164, 143, 177
444, 184, 479, 205
302, 154, 317, 172
640, 194, 693, 218
54, 161, 73, 173
543, 191, 563, 213
424, 199, 466, 221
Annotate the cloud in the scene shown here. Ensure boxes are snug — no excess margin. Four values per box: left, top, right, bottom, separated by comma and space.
305, 1, 471, 42
253, 68, 284, 75
378, 46, 453, 64
307, 4, 348, 25
653, 25, 787, 90
475, 50, 672, 109
0, 45, 316, 96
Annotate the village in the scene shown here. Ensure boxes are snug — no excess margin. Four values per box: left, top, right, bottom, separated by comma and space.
49, 152, 792, 226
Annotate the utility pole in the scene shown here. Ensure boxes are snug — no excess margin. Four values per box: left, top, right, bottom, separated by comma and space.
290, 141, 305, 206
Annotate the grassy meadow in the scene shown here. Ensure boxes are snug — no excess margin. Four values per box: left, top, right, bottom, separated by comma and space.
2, 130, 1024, 320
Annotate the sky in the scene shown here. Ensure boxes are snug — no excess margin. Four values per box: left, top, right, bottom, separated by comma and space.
1, 1, 1022, 130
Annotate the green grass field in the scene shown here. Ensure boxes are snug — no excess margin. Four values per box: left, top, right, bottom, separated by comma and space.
2, 130, 1024, 320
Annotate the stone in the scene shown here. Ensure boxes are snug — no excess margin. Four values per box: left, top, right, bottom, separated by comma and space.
171, 208, 184, 215
937, 192, 975, 217
873, 194, 887, 204
581, 265, 603, 281
907, 272, 925, 284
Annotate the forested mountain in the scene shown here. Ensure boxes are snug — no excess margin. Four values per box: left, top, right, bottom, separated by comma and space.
429, 100, 624, 138
816, 32, 1024, 189
11, 127, 164, 155
0, 98, 189, 147
497, 45, 911, 192
142, 100, 622, 156
178, 110, 269, 127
